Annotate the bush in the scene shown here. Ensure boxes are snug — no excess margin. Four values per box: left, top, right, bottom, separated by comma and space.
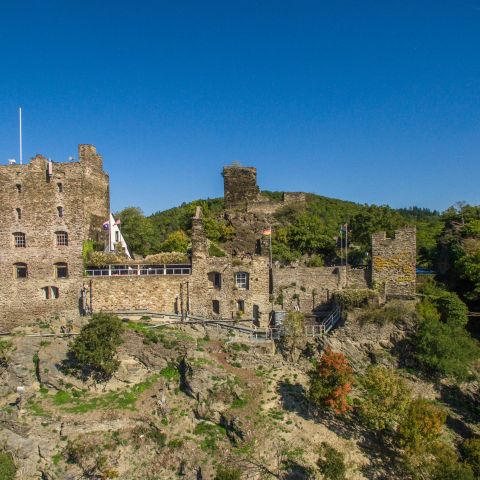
214, 465, 242, 480
317, 442, 346, 480
358, 366, 411, 432
398, 399, 446, 454
308, 347, 354, 415
461, 437, 480, 477
208, 242, 227, 257
0, 451, 16, 480
279, 311, 306, 362
426, 443, 474, 480
68, 314, 124, 382
414, 299, 479, 381
333, 289, 377, 310
0, 340, 13, 370
358, 301, 416, 327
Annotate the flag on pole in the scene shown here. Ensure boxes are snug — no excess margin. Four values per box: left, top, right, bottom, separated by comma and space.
102, 221, 110, 230
115, 218, 121, 225
262, 227, 272, 236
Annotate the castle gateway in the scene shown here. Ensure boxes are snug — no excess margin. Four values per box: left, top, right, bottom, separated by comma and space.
0, 145, 416, 330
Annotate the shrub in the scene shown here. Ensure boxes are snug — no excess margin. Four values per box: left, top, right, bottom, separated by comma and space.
0, 451, 16, 480
398, 399, 446, 454
461, 437, 480, 477
414, 299, 478, 381
0, 340, 13, 370
426, 443, 474, 480
208, 242, 227, 257
317, 442, 346, 480
68, 314, 124, 382
308, 347, 354, 414
333, 289, 377, 310
358, 301, 416, 327
214, 465, 242, 480
279, 311, 306, 362
358, 366, 411, 432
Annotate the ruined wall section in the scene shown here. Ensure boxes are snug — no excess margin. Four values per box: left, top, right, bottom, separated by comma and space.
0, 146, 109, 329
90, 276, 187, 313
223, 166, 260, 211
372, 226, 416, 298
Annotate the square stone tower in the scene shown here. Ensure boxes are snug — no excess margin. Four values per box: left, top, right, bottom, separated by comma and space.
0, 145, 109, 330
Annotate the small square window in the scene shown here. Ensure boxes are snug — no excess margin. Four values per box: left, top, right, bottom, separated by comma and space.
55, 231, 68, 246
234, 272, 249, 290
55, 263, 68, 278
13, 232, 26, 247
14, 263, 27, 278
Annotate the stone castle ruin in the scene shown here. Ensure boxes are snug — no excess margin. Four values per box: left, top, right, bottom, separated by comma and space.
0, 145, 416, 331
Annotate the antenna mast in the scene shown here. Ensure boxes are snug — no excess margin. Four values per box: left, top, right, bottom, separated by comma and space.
19, 107, 23, 165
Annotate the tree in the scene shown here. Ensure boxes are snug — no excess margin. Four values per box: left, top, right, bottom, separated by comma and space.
461, 438, 480, 478
279, 311, 306, 362
308, 347, 354, 415
358, 366, 411, 432
317, 442, 346, 480
398, 399, 446, 454
159, 230, 189, 253
414, 299, 478, 381
68, 314, 124, 382
116, 207, 159, 256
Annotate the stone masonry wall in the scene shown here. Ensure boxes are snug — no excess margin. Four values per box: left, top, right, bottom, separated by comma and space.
0, 145, 109, 330
372, 226, 416, 298
223, 166, 260, 211
90, 275, 188, 313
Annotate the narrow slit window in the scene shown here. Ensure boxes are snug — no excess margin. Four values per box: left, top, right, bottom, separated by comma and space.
212, 300, 220, 314
57, 206, 63, 218
16, 208, 21, 220
16, 184, 22, 193
57, 182, 63, 193
236, 300, 245, 313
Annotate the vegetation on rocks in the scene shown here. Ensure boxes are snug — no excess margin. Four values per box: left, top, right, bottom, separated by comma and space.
67, 313, 124, 381
0, 451, 16, 480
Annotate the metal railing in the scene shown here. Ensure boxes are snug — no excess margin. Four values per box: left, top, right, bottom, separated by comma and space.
85, 264, 192, 277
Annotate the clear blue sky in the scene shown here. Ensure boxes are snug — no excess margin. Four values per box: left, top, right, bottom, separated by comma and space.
0, 1, 479, 214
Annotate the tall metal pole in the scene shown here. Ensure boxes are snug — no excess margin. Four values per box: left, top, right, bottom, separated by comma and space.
340, 226, 343, 266
19, 107, 23, 165
345, 224, 348, 286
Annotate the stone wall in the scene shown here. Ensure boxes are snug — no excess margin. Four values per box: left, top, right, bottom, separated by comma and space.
0, 145, 109, 330
223, 166, 260, 211
372, 226, 416, 298
90, 275, 188, 313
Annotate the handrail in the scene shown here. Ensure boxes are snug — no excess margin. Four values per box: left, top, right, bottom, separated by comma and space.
85, 263, 192, 277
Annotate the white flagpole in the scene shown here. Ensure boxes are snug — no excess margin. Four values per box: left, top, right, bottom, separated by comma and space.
19, 107, 23, 165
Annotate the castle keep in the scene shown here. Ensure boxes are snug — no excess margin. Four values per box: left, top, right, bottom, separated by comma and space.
0, 145, 416, 330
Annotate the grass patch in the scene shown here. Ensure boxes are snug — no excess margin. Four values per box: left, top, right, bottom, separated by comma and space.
0, 451, 16, 480
193, 421, 228, 452
159, 364, 180, 381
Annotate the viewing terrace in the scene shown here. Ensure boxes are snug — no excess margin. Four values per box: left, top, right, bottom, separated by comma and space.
85, 264, 192, 277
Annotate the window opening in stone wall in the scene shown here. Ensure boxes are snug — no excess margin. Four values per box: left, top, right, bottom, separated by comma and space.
16, 184, 22, 193
42, 286, 59, 300
208, 272, 222, 289
14, 263, 28, 279
57, 182, 63, 193
13, 232, 26, 247
57, 206, 63, 218
115, 231, 119, 242
255, 239, 262, 254
55, 231, 68, 246
234, 272, 249, 290
16, 208, 21, 220
236, 300, 245, 313
55, 262, 68, 278
212, 300, 220, 314
253, 304, 260, 325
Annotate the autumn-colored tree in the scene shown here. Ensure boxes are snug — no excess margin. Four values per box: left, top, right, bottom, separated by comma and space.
308, 347, 354, 414
398, 399, 446, 454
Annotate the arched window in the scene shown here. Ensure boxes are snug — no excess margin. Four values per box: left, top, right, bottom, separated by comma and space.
234, 272, 249, 290
14, 262, 27, 278
42, 286, 59, 299
57, 206, 63, 218
13, 232, 26, 248
208, 272, 222, 289
16, 208, 21, 220
55, 231, 68, 246
55, 262, 68, 278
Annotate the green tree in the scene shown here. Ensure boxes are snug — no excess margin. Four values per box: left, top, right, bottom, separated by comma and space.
116, 207, 159, 256
279, 311, 306, 362
68, 314, 124, 382
357, 366, 411, 432
414, 298, 478, 381
461, 438, 480, 478
398, 399, 446, 454
159, 230, 189, 253
317, 442, 346, 480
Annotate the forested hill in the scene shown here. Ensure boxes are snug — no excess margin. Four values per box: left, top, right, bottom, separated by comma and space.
116, 192, 440, 264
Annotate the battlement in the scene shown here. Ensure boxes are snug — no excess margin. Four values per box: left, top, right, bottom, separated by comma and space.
223, 166, 260, 210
